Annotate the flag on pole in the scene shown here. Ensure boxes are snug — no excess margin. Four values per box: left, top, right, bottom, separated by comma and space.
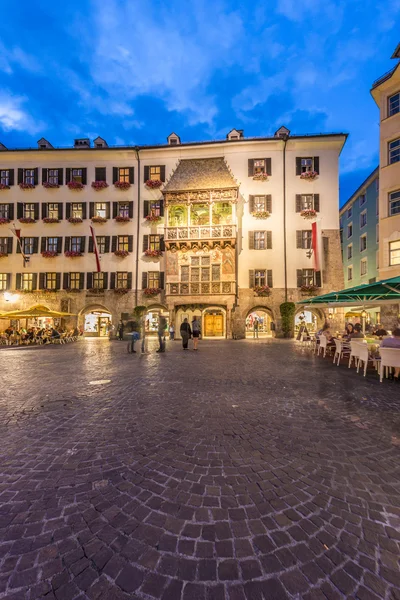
10, 224, 29, 266
89, 226, 101, 272
311, 220, 323, 272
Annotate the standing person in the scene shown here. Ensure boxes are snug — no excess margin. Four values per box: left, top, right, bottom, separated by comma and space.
156, 315, 167, 353
180, 318, 191, 350
169, 323, 175, 340
191, 316, 201, 351
117, 320, 124, 341
253, 318, 259, 339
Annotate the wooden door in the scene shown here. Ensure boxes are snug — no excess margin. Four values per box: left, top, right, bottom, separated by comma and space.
204, 314, 224, 337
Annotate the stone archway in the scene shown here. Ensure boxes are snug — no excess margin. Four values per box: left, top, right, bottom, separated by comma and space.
245, 306, 274, 338
79, 303, 112, 337
295, 307, 324, 335
144, 304, 169, 335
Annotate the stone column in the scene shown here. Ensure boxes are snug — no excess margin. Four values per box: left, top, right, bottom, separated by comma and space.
380, 303, 400, 331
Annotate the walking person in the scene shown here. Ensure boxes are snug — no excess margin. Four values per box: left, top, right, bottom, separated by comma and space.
180, 318, 191, 350
156, 315, 167, 353
253, 318, 259, 339
117, 320, 124, 341
191, 316, 201, 351
169, 323, 175, 340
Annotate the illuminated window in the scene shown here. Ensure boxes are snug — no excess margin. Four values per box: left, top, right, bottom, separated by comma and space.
254, 196, 266, 211
0, 273, 7, 290
94, 203, 107, 218
96, 237, 106, 254
22, 273, 33, 290
71, 203, 83, 218
46, 273, 57, 290
389, 239, 400, 266
117, 236, 129, 251
69, 272, 80, 289
253, 159, 266, 175
254, 231, 266, 250
150, 201, 161, 217
255, 270, 266, 287
24, 203, 35, 219
118, 168, 129, 183
93, 272, 105, 289
149, 166, 161, 181
148, 272, 160, 288
117, 272, 128, 288
301, 269, 315, 286
48, 203, 59, 219
149, 235, 160, 251
300, 195, 314, 210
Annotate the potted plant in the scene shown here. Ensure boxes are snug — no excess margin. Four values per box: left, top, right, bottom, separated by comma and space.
254, 285, 271, 297
91, 216, 107, 224
145, 179, 163, 189
91, 181, 109, 191
145, 213, 161, 223
19, 217, 36, 224
114, 250, 129, 257
252, 172, 268, 181
67, 181, 84, 190
114, 181, 131, 190
251, 211, 270, 220
300, 284, 318, 295
68, 217, 83, 224
300, 171, 318, 181
144, 249, 163, 257
114, 288, 129, 295
19, 183, 35, 190
65, 250, 83, 258
43, 217, 60, 223
0, 218, 10, 225
0, 183, 10, 190
143, 287, 161, 297
43, 182, 60, 189
42, 250, 58, 258
300, 209, 317, 220
0, 252, 8, 258
115, 215, 131, 222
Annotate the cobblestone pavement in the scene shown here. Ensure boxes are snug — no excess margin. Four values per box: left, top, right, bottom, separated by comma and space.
0, 338, 400, 600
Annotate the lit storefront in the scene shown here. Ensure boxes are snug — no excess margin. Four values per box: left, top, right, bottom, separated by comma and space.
84, 311, 111, 337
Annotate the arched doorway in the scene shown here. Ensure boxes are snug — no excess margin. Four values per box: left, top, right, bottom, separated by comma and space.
79, 304, 112, 337
203, 306, 226, 338
295, 309, 320, 337
246, 307, 273, 338
145, 305, 169, 336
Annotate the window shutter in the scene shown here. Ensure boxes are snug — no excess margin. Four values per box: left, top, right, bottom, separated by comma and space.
17, 239, 21, 254
58, 204, 63, 220
249, 195, 254, 213
266, 195, 272, 213
127, 235, 133, 252
249, 270, 255, 288
41, 238, 46, 253
33, 238, 39, 254
63, 273, 69, 289
111, 236, 117, 252
33, 168, 38, 185
82, 203, 87, 220
266, 158, 272, 176
18, 168, 23, 184
160, 200, 164, 217
315, 271, 322, 287
104, 236, 110, 253
56, 273, 61, 290
81, 168, 87, 185
144, 201, 150, 218
267, 270, 273, 288
66, 168, 71, 183
79, 273, 85, 289
32, 273, 37, 290
58, 168, 64, 185
103, 272, 108, 290
7, 237, 13, 254
88, 237, 93, 253
144, 166, 149, 182
313, 157, 319, 174
160, 272, 165, 289
110, 273, 116, 289
34, 204, 39, 221
17, 203, 23, 219
87, 272, 93, 289
113, 167, 118, 184
6, 273, 11, 289
95, 167, 106, 182
297, 269, 303, 288
296, 158, 302, 176
39, 273, 45, 290
127, 272, 132, 289
160, 165, 166, 182
16, 273, 21, 290
249, 231, 255, 250
8, 169, 14, 186
42, 203, 48, 219
80, 236, 86, 253
64, 237, 71, 252
57, 238, 62, 254
248, 159, 254, 177
89, 203, 94, 218
296, 195, 302, 212
42, 168, 48, 184
105, 202, 110, 219
314, 194, 320, 212
8, 203, 14, 220
296, 231, 302, 249
143, 235, 149, 252
160, 236, 165, 251
128, 167, 134, 184
266, 231, 272, 249
128, 201, 134, 218
142, 272, 148, 289
113, 202, 118, 218
66, 203, 71, 219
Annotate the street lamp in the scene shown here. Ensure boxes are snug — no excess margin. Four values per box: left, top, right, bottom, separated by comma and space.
361, 309, 367, 333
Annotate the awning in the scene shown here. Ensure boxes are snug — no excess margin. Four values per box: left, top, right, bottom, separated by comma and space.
297, 276, 400, 307
0, 304, 76, 319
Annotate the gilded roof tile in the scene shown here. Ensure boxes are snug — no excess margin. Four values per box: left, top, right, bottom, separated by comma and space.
163, 157, 238, 192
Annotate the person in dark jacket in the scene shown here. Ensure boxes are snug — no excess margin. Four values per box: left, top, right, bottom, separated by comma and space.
180, 318, 191, 350
117, 321, 124, 341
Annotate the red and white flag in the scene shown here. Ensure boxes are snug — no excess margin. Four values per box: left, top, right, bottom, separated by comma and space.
10, 224, 29, 265
311, 220, 323, 272
89, 226, 101, 272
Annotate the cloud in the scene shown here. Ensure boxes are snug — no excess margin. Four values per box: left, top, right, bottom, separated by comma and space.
0, 42, 43, 74
0, 91, 44, 134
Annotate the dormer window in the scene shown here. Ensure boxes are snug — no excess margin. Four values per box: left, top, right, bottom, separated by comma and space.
93, 136, 108, 148
74, 138, 90, 148
167, 132, 181, 145
227, 129, 244, 141
169, 138, 178, 145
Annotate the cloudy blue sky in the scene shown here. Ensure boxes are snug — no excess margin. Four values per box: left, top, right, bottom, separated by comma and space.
0, 0, 399, 203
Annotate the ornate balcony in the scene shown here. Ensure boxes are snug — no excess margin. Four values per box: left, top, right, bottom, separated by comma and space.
167, 281, 233, 295
165, 224, 236, 242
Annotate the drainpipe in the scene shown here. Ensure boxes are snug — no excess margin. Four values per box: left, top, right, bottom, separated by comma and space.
283, 135, 289, 302
134, 147, 140, 307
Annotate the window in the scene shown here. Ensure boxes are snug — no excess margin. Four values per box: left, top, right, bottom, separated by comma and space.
149, 166, 161, 181
253, 159, 266, 175
360, 211, 367, 228
255, 269, 266, 287
46, 273, 57, 290
72, 169, 82, 183
301, 269, 315, 286
376, 195, 379, 216
0, 170, 10, 186
71, 237, 82, 253
48, 169, 59, 185
149, 235, 161, 251
360, 259, 367, 276
118, 203, 130, 218
389, 92, 400, 117
117, 236, 129, 251
117, 272, 128, 288
150, 201, 161, 217
96, 237, 107, 254
300, 195, 314, 210
0, 238, 8, 254
300, 158, 313, 173
69, 272, 81, 290
48, 203, 59, 219
389, 240, 400, 266
301, 231, 312, 249
47, 237, 58, 253
360, 235, 367, 252
24, 169, 35, 185
71, 203, 83, 219
24, 203, 35, 219
347, 223, 353, 239
376, 223, 379, 243
148, 271, 160, 288
347, 206, 352, 218
347, 244, 352, 260
22, 273, 33, 290
389, 138, 400, 164
23, 237, 35, 254
93, 272, 105, 289
212, 265, 220, 281
359, 194, 366, 207
347, 266, 353, 281
254, 196, 267, 211
0, 204, 9, 219
94, 203, 107, 218
181, 265, 189, 281
389, 189, 400, 216
0, 273, 8, 290
118, 168, 130, 183
254, 231, 266, 250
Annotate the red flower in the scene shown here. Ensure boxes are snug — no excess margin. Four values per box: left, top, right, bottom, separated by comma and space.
67, 181, 84, 190
91, 181, 109, 190
114, 181, 131, 190
145, 179, 163, 189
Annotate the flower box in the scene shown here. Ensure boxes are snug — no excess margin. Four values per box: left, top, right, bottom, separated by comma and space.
65, 251, 83, 258
300, 284, 318, 295
43, 182, 60, 189
144, 287, 161, 297
91, 181, 109, 191
145, 214, 161, 223
114, 181, 131, 190
114, 250, 129, 257
87, 288, 105, 294
0, 218, 10, 225
42, 251, 58, 258
300, 171, 318, 181
68, 217, 83, 224
0, 183, 10, 190
20, 289, 35, 294
41, 288, 58, 293
300, 209, 317, 220
115, 215, 131, 222
254, 285, 271, 297
144, 249, 163, 257
91, 216, 107, 224
0, 252, 8, 258
19, 218, 36, 224
252, 173, 268, 181
114, 288, 129, 295
43, 217, 60, 224
67, 181, 84, 190
251, 211, 270, 220
19, 183, 35, 190
145, 179, 163, 189
65, 288, 81, 293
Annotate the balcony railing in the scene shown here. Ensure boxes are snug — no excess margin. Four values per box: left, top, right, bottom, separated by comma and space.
165, 224, 236, 241
167, 281, 233, 295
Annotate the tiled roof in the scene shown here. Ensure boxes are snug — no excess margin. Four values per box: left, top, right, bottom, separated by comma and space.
163, 158, 238, 191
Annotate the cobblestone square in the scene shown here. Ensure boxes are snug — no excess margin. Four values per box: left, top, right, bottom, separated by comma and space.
0, 338, 399, 599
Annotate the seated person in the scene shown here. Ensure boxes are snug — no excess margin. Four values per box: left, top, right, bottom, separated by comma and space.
373, 324, 388, 337
350, 323, 364, 339
381, 328, 400, 380
344, 323, 354, 339
50, 327, 61, 339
